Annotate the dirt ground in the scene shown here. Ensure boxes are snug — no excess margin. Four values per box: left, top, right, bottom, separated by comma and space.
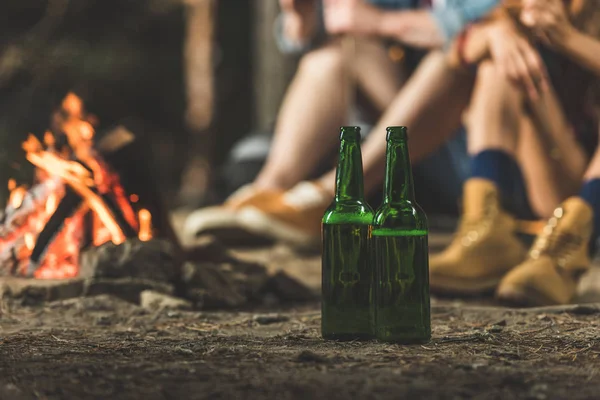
1, 294, 599, 400
1, 230, 600, 400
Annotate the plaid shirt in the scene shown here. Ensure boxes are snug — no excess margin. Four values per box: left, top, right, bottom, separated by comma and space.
275, 0, 499, 54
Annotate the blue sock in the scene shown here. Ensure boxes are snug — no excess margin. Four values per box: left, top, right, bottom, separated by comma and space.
470, 150, 536, 220
579, 179, 600, 253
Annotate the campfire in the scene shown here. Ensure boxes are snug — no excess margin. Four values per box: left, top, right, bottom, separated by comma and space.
0, 93, 314, 312
0, 93, 153, 280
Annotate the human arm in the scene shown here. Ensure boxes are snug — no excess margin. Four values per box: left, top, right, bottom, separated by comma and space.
521, 0, 600, 76
323, 0, 499, 49
274, 0, 320, 54
447, 14, 549, 99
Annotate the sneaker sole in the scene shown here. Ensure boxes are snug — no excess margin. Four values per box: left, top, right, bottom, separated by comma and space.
237, 206, 319, 249
184, 207, 273, 246
184, 207, 239, 235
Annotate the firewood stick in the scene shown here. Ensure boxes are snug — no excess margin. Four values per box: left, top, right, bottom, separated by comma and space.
0, 178, 63, 237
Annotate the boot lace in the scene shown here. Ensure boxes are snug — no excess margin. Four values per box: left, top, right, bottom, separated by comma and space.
529, 206, 584, 269
455, 190, 498, 247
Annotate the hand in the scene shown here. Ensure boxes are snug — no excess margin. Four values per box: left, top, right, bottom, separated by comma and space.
485, 19, 549, 100
279, 0, 318, 43
323, 0, 381, 36
520, 0, 573, 45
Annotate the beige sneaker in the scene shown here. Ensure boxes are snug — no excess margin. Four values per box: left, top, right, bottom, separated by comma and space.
183, 185, 285, 241
429, 178, 527, 295
496, 197, 593, 306
237, 181, 333, 248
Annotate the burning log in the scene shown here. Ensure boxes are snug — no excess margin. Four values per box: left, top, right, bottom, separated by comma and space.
0, 94, 157, 279
0, 178, 62, 235
96, 122, 184, 258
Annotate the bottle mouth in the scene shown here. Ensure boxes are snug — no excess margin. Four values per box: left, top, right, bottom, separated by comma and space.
339, 126, 361, 142
386, 126, 408, 142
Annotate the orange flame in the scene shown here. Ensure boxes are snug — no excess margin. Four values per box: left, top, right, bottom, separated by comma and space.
9, 187, 26, 209
1, 92, 154, 280
44, 131, 56, 148
25, 149, 126, 245
45, 193, 58, 215
138, 209, 152, 241
62, 92, 84, 119
24, 233, 35, 250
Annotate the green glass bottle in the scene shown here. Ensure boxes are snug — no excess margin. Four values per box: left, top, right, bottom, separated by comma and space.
322, 126, 375, 341
373, 126, 430, 343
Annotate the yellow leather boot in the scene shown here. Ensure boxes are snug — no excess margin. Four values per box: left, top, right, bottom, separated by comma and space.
430, 178, 527, 294
496, 197, 593, 306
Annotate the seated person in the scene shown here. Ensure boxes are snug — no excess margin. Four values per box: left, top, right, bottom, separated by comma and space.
430, 0, 600, 306
185, 0, 499, 246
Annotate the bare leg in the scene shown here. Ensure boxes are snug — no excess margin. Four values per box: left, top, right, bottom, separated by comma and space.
254, 38, 402, 191
466, 62, 522, 155
467, 61, 587, 217
584, 131, 600, 180
318, 51, 475, 196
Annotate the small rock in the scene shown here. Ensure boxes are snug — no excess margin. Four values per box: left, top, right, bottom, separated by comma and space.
262, 271, 315, 302
181, 262, 246, 309
79, 239, 177, 282
84, 278, 174, 304
95, 315, 113, 326
0, 277, 84, 305
486, 325, 504, 334
184, 235, 231, 262
253, 313, 289, 325
575, 267, 600, 304
175, 347, 194, 355
457, 362, 487, 371
140, 290, 191, 311
296, 350, 328, 364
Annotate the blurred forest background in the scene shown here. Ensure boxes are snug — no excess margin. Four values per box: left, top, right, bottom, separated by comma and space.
0, 0, 296, 207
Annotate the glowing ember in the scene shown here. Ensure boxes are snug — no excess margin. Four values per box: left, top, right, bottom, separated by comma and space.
138, 209, 152, 242
0, 93, 154, 279
9, 186, 26, 209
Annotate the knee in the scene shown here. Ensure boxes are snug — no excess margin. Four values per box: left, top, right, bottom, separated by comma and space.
298, 41, 344, 76
476, 61, 524, 100
468, 61, 524, 124
474, 61, 516, 96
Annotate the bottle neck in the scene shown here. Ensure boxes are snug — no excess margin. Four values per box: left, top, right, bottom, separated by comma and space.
383, 139, 415, 204
335, 139, 365, 202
